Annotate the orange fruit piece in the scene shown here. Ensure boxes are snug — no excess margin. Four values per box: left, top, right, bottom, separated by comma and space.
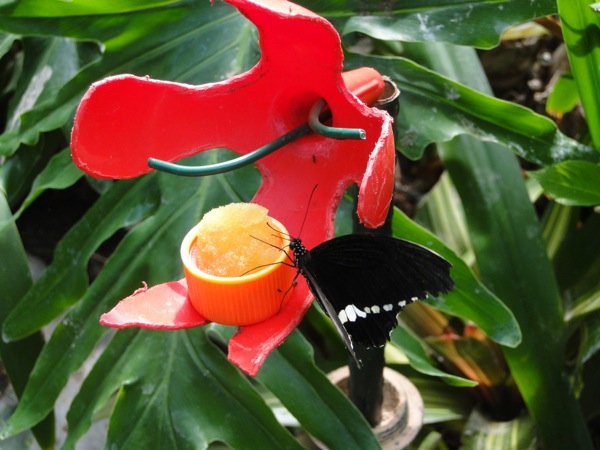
193, 203, 285, 277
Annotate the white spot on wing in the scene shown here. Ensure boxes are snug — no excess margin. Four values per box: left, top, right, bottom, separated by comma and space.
383, 304, 393, 312
371, 305, 380, 314
345, 305, 357, 322
344, 304, 368, 322
398, 300, 407, 308
338, 310, 348, 324
354, 305, 367, 318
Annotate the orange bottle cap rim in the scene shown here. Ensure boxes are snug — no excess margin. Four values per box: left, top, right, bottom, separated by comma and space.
180, 217, 296, 326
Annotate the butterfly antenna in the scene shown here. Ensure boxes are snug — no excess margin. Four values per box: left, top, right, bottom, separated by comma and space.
297, 184, 318, 238
266, 221, 291, 239
239, 259, 295, 276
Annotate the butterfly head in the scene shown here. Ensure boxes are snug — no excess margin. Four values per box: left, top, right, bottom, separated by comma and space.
289, 238, 308, 261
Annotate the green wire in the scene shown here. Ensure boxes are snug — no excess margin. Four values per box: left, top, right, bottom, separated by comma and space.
148, 123, 311, 176
147, 98, 366, 177
308, 99, 366, 140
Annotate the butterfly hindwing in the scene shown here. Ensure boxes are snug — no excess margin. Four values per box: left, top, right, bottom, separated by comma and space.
297, 234, 453, 350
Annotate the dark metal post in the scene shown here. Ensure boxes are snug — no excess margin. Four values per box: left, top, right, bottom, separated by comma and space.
347, 77, 400, 427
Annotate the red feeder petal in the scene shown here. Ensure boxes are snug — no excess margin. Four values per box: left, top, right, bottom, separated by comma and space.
100, 280, 209, 329
76, 0, 396, 376
71, 0, 394, 231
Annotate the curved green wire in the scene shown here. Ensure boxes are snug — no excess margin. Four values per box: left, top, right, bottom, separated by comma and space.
148, 122, 311, 177
308, 98, 366, 140
148, 98, 366, 177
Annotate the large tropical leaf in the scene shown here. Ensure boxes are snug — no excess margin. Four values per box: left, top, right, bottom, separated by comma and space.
558, 0, 600, 148
78, 328, 301, 450
2, 176, 161, 340
257, 330, 381, 450
391, 326, 477, 387
345, 54, 600, 167
0, 147, 83, 227
528, 161, 600, 206
305, 0, 556, 49
0, 152, 254, 438
391, 207, 521, 349
0, 0, 186, 16
2, 36, 100, 138
418, 41, 593, 449
0, 191, 54, 449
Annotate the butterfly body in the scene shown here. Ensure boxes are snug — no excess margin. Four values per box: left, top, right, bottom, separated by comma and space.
289, 234, 454, 364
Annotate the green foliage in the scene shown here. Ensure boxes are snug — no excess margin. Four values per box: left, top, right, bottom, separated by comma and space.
308, 0, 557, 49
558, 0, 600, 147
0, 0, 598, 449
529, 161, 600, 206
0, 191, 54, 449
546, 71, 579, 116
418, 42, 591, 448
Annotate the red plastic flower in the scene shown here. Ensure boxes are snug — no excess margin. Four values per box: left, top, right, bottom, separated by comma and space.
71, 0, 394, 376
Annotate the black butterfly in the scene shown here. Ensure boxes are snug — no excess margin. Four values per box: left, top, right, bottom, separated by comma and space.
288, 233, 454, 365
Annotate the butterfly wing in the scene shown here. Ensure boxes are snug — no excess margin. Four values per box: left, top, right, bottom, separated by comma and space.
301, 234, 454, 351
300, 268, 360, 363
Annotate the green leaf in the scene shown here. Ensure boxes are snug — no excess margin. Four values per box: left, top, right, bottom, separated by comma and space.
391, 326, 477, 387
103, 329, 300, 450
528, 161, 600, 206
303, 0, 556, 49
258, 330, 381, 450
569, 290, 600, 322
1, 147, 83, 226
416, 430, 445, 449
2, 0, 186, 17
2, 176, 161, 341
552, 212, 600, 321
546, 71, 579, 116
391, 207, 522, 348
462, 409, 537, 449
580, 311, 600, 363
345, 54, 600, 167
0, 30, 17, 58
421, 41, 593, 449
0, 191, 54, 449
0, 137, 57, 206
540, 203, 577, 260
65, 326, 301, 449
558, 0, 600, 148
415, 172, 472, 259
62, 328, 140, 449
408, 375, 474, 424
0, 31, 20, 98
1, 153, 260, 439
3, 36, 100, 138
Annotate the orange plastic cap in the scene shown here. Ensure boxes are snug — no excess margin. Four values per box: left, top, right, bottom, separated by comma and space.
181, 203, 296, 326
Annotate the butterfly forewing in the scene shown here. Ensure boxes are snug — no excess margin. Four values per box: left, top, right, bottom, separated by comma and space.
297, 234, 454, 350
